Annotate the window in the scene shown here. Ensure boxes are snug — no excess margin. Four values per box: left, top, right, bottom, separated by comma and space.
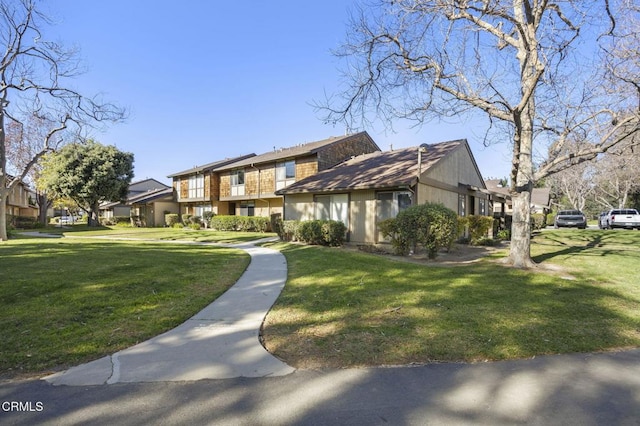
458, 194, 466, 216
276, 160, 296, 190
188, 175, 204, 198
194, 204, 212, 217
479, 198, 487, 216
315, 194, 348, 227
240, 201, 254, 216
376, 191, 412, 220
231, 169, 245, 196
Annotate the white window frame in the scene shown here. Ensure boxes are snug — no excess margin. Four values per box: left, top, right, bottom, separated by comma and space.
315, 194, 349, 227
376, 191, 412, 221
458, 194, 466, 216
479, 198, 487, 216
230, 169, 245, 196
276, 160, 296, 190
188, 175, 204, 198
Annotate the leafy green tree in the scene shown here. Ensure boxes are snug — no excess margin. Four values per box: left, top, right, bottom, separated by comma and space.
39, 141, 134, 226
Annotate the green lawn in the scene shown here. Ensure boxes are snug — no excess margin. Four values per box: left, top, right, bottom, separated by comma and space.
25, 224, 275, 243
0, 235, 250, 377
3, 228, 640, 377
262, 230, 640, 368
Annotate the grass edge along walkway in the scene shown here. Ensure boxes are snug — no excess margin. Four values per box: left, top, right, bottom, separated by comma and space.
0, 235, 252, 378
262, 232, 640, 369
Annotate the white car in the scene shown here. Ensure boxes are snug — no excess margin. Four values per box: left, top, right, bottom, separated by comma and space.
601, 209, 640, 230
58, 216, 78, 225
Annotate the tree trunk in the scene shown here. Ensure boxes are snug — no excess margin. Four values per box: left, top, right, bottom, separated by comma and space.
504, 0, 541, 269
37, 191, 51, 225
507, 190, 537, 268
0, 187, 7, 241
88, 202, 100, 227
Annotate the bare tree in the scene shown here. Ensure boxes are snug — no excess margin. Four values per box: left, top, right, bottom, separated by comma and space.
0, 0, 126, 241
5, 114, 57, 224
548, 162, 594, 212
591, 143, 640, 209
318, 0, 640, 267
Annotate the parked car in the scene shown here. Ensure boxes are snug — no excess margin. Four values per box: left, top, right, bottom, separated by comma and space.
598, 211, 608, 229
601, 209, 640, 230
554, 210, 587, 229
58, 215, 79, 225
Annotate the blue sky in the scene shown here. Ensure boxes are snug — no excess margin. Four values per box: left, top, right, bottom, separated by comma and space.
48, 1, 512, 185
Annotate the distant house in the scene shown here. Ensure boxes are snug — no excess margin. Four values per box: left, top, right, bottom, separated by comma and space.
5, 176, 38, 219
484, 179, 552, 216
169, 132, 380, 219
128, 187, 178, 227
276, 139, 491, 244
100, 178, 173, 221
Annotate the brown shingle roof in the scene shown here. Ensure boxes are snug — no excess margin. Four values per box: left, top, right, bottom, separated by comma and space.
277, 140, 465, 194
167, 154, 256, 178
214, 131, 377, 170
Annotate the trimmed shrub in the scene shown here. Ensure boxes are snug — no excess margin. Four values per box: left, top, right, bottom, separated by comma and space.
271, 213, 283, 239
321, 220, 347, 246
202, 211, 215, 228
299, 220, 324, 245
286, 219, 347, 246
467, 215, 494, 244
496, 229, 511, 241
114, 216, 132, 226
209, 215, 269, 232
281, 220, 301, 242
12, 216, 39, 229
531, 213, 547, 231
165, 213, 180, 227
379, 203, 458, 258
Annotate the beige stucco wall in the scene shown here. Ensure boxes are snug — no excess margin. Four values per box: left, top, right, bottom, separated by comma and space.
154, 201, 179, 226
283, 193, 315, 221
349, 190, 377, 243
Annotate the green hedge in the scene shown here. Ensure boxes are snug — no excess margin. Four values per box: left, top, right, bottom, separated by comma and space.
378, 203, 458, 258
467, 215, 495, 243
7, 215, 43, 230
531, 213, 547, 231
275, 219, 346, 246
165, 213, 181, 227
209, 215, 269, 232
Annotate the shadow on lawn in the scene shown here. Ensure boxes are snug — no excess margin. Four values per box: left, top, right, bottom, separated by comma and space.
532, 230, 640, 263
264, 242, 640, 368
0, 239, 249, 376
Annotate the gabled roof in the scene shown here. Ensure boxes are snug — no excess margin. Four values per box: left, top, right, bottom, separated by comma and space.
127, 187, 174, 205
277, 139, 465, 195
484, 179, 551, 208
214, 131, 379, 171
129, 178, 169, 191
167, 154, 256, 178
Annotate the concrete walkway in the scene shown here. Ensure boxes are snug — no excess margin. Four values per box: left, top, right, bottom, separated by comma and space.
45, 239, 295, 386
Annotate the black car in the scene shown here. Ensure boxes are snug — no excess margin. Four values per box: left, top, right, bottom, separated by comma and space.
554, 210, 587, 229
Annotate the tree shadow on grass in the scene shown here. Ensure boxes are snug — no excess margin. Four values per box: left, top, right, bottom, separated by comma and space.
532, 230, 640, 263
264, 241, 640, 369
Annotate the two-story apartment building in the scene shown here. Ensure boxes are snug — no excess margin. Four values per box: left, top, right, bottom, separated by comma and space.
168, 155, 256, 217
5, 176, 38, 219
168, 132, 380, 218
213, 132, 380, 217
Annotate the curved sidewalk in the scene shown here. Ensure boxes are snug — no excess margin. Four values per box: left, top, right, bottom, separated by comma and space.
45, 240, 295, 386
